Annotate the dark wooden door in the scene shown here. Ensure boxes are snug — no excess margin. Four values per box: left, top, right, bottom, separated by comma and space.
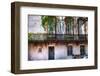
48, 46, 54, 60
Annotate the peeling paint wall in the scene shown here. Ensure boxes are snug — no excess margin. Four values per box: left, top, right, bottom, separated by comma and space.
28, 44, 48, 60
28, 43, 88, 60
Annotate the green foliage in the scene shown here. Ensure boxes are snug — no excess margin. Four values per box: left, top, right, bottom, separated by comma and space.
41, 16, 56, 33
28, 33, 33, 41
41, 16, 48, 29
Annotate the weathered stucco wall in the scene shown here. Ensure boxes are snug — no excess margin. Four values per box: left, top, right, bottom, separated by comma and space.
28, 44, 48, 60
55, 44, 67, 59
28, 43, 88, 60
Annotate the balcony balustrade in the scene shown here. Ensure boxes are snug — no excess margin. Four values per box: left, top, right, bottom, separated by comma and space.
28, 33, 87, 42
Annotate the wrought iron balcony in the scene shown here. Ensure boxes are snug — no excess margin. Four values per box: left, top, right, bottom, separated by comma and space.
28, 33, 88, 43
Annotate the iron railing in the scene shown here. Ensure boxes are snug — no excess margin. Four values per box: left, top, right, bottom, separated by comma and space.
28, 33, 88, 42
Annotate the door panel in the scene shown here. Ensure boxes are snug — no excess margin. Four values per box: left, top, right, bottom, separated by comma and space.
48, 47, 54, 60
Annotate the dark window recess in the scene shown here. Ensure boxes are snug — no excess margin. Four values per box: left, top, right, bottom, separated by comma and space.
80, 45, 85, 56
67, 46, 73, 56
38, 48, 42, 53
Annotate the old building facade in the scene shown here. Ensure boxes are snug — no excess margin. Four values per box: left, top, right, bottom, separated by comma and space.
28, 15, 88, 60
